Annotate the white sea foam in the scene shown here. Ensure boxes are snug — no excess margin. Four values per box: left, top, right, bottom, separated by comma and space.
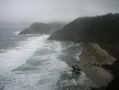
0, 34, 70, 90
0, 35, 49, 73
13, 31, 21, 35
0, 35, 90, 90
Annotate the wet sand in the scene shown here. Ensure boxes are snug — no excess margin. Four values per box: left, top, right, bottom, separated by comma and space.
59, 43, 115, 89
78, 43, 115, 87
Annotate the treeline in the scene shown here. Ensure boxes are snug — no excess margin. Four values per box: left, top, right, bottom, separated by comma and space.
49, 13, 119, 58
49, 13, 119, 90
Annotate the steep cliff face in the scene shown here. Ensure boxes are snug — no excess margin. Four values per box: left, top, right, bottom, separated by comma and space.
19, 22, 65, 34
49, 13, 119, 59
49, 13, 119, 90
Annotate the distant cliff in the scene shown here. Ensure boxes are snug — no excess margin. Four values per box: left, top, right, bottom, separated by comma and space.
49, 13, 119, 59
19, 22, 65, 34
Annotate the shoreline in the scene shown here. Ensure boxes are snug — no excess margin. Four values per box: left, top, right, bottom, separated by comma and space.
78, 43, 115, 87
60, 42, 116, 89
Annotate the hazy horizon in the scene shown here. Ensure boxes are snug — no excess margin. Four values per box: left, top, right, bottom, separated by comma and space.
0, 0, 119, 23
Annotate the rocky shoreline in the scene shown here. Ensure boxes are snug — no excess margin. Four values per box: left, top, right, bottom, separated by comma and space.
48, 13, 119, 90
58, 42, 116, 90
79, 43, 116, 90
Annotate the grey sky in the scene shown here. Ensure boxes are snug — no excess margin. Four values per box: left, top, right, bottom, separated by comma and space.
0, 0, 119, 22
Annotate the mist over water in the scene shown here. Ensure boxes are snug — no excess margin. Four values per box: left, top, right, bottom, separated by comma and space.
0, 22, 31, 50
0, 21, 93, 90
0, 0, 118, 89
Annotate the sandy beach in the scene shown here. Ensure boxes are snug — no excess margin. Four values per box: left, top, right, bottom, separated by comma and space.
62, 43, 116, 88
79, 43, 115, 87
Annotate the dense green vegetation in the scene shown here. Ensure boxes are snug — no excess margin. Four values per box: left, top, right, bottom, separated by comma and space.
49, 13, 119, 59
49, 13, 119, 90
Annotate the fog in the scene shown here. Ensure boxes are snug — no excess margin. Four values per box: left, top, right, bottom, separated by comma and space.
0, 0, 119, 23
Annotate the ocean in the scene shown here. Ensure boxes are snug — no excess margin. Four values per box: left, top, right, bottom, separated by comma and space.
0, 23, 92, 90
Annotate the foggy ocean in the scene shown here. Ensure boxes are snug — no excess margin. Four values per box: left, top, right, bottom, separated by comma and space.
0, 23, 91, 90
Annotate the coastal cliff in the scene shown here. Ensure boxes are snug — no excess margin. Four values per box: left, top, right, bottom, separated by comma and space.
49, 13, 119, 90
49, 13, 119, 59
19, 22, 64, 34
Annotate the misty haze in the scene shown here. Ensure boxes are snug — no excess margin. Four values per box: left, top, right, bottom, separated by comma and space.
0, 0, 119, 90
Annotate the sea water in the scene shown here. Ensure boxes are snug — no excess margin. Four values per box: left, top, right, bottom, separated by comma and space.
0, 23, 92, 90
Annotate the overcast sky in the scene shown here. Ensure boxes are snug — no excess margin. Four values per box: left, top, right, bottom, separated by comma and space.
0, 0, 119, 22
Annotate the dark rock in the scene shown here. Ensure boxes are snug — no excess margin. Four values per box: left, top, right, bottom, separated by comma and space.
106, 75, 119, 90
90, 87, 106, 90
